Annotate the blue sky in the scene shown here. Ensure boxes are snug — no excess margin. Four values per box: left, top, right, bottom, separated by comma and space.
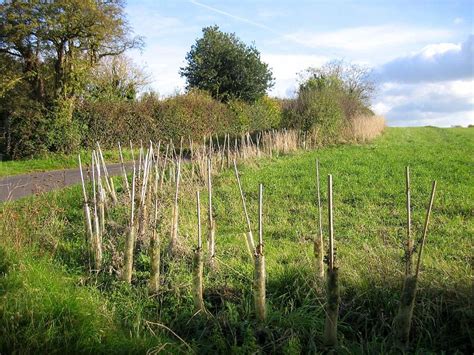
125, 0, 474, 126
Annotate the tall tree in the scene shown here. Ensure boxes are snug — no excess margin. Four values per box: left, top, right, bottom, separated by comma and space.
0, 0, 142, 157
180, 26, 273, 103
0, 0, 142, 101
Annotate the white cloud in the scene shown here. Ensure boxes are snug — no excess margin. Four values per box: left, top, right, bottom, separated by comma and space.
284, 25, 452, 53
373, 80, 474, 126
375, 35, 474, 83
454, 17, 464, 25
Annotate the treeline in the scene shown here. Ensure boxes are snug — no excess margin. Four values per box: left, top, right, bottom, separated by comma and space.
0, 3, 382, 159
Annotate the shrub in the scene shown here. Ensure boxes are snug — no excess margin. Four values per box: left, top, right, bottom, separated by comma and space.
77, 97, 159, 148
154, 89, 229, 142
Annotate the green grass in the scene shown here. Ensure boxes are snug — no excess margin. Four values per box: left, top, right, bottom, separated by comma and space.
0, 148, 134, 178
1, 127, 473, 353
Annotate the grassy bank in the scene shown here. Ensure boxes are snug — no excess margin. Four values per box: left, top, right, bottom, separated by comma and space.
1, 127, 472, 353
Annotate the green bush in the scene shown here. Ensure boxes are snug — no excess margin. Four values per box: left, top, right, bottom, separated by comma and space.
77, 97, 159, 148
283, 83, 344, 143
154, 89, 229, 142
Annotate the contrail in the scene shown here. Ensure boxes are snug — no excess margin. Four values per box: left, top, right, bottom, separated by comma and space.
189, 0, 280, 35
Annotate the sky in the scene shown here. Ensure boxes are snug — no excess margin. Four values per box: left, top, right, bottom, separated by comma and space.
125, 0, 474, 127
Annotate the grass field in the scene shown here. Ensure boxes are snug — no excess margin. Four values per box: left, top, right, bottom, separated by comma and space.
1, 127, 473, 353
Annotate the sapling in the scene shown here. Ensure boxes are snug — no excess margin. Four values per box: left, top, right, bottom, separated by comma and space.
393, 181, 437, 348
192, 190, 206, 314
254, 184, 266, 322
323, 174, 340, 347
315, 159, 325, 278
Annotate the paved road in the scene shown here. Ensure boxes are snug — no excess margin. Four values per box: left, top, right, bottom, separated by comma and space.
0, 163, 132, 202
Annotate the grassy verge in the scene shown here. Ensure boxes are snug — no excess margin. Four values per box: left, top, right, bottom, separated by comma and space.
1, 127, 472, 353
0, 148, 134, 178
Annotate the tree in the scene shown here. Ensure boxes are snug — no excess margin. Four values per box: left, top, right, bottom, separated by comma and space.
180, 26, 273, 103
87, 55, 150, 101
300, 60, 375, 118
0, 0, 142, 157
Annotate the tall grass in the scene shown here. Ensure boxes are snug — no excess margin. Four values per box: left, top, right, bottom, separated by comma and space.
343, 115, 386, 142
